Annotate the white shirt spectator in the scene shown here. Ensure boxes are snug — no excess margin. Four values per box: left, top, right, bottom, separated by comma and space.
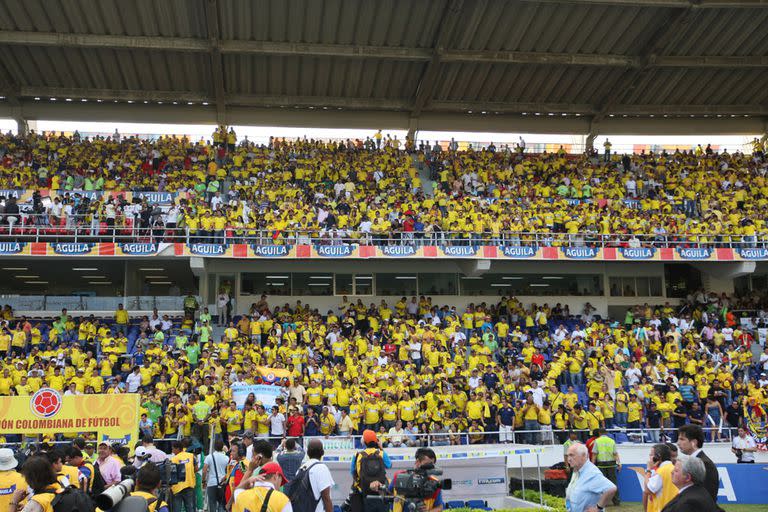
625, 367, 642, 387
530, 386, 546, 407
387, 427, 406, 446
300, 459, 335, 512
408, 341, 422, 361
203, 450, 229, 486
126, 371, 142, 393
269, 412, 286, 436
732, 433, 757, 462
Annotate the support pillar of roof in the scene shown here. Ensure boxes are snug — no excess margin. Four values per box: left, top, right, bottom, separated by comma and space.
761, 117, 768, 146
10, 105, 26, 136
407, 116, 419, 143
586, 118, 599, 152
206, 0, 226, 126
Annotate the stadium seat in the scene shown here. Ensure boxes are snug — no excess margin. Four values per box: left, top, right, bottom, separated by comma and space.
446, 501, 465, 509
465, 500, 491, 510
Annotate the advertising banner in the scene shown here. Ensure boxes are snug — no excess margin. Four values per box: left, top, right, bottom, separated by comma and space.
6, 240, 768, 261
0, 389, 139, 448
617, 464, 768, 504
0, 242, 29, 255
304, 436, 355, 451
230, 384, 284, 410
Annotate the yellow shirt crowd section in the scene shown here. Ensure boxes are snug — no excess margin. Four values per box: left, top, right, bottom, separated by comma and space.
0, 297, 765, 441
0, 132, 766, 242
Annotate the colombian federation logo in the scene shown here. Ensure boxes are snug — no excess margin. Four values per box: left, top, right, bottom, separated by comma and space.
264, 372, 276, 383
30, 388, 63, 418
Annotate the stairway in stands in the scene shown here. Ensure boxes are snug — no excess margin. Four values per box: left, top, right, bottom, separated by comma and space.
413, 153, 436, 197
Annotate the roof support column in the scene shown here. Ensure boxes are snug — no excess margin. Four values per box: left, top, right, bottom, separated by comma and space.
9, 104, 26, 136
407, 116, 420, 144
586, 117, 599, 153
206, 0, 226, 125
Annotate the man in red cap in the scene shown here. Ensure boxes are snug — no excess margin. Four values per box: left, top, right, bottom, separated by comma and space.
233, 461, 291, 512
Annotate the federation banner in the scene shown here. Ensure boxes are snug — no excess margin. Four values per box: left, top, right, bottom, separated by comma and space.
0, 389, 139, 448
230, 384, 284, 410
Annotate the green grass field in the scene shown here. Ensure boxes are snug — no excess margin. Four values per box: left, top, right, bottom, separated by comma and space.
612, 504, 763, 512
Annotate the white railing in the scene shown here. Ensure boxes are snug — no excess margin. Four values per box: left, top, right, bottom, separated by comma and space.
0, 214, 765, 249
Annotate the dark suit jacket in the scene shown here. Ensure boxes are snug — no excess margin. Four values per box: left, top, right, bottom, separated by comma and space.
661, 484, 719, 512
697, 451, 720, 503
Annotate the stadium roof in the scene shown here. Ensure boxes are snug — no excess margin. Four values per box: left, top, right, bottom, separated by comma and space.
0, 0, 766, 134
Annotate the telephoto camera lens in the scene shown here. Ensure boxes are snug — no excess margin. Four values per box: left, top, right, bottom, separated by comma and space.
94, 478, 134, 510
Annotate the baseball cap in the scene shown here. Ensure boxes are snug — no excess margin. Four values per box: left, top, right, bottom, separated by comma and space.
362, 429, 378, 445
243, 431, 255, 439
134, 446, 151, 460
0, 448, 18, 471
259, 462, 286, 486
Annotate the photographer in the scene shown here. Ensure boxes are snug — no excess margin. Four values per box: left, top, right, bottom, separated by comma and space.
389, 449, 443, 512
129, 463, 170, 512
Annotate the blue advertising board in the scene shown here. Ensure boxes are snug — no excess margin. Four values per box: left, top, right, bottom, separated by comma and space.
618, 464, 768, 504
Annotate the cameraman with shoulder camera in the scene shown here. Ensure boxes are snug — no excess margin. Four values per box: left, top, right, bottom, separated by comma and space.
129, 463, 169, 512
169, 441, 196, 512
389, 449, 443, 512
349, 430, 391, 512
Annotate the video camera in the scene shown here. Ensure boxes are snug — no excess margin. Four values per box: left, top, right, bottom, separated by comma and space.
392, 465, 452, 500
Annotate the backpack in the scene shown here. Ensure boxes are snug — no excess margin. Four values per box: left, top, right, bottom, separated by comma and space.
285, 461, 320, 512
47, 486, 97, 512
114, 496, 158, 512
90, 463, 106, 497
356, 450, 386, 495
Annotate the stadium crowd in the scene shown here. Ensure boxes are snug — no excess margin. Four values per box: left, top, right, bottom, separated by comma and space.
0, 130, 766, 247
0, 286, 766, 449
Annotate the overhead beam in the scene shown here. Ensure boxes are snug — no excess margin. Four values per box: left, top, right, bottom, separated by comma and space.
219, 40, 431, 60
10, 86, 768, 116
611, 104, 768, 115
226, 94, 408, 111
519, 0, 768, 7
429, 100, 595, 114
17, 86, 209, 104
441, 50, 634, 66
0, 30, 766, 69
0, 30, 209, 52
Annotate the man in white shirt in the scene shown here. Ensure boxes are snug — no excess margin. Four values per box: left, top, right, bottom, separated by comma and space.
387, 420, 407, 447
530, 381, 546, 407
294, 440, 334, 512
731, 428, 757, 463
126, 366, 142, 393
269, 406, 286, 438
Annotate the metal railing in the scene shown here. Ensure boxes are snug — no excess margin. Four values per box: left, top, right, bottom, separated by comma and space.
0, 214, 766, 249
0, 426, 740, 450
0, 295, 198, 312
